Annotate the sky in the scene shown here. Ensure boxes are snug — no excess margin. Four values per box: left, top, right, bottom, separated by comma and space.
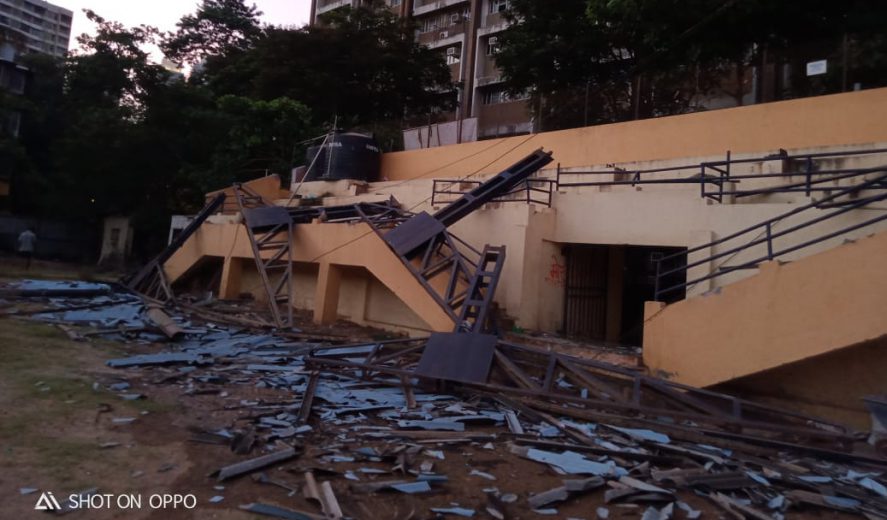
51, 0, 312, 53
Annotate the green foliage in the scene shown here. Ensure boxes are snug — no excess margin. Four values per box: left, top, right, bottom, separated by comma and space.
199, 2, 455, 131
7, 1, 451, 252
496, 0, 887, 131
161, 0, 263, 66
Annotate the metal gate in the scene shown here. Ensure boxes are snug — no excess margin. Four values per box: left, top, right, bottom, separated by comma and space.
563, 245, 610, 339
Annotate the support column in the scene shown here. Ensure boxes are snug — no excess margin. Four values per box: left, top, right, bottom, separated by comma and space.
687, 230, 715, 298
219, 256, 243, 299
314, 262, 342, 325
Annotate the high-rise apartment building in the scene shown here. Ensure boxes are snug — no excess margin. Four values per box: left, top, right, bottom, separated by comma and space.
310, 0, 533, 148
0, 0, 72, 58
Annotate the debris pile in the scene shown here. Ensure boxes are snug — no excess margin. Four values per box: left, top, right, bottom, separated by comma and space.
4, 280, 887, 519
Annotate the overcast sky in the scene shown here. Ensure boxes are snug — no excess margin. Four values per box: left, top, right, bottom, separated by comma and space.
51, 0, 312, 52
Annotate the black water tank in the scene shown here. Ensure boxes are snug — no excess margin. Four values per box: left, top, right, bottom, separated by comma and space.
305, 132, 381, 182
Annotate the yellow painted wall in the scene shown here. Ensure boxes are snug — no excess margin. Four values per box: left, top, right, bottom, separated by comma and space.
380, 88, 887, 181
643, 230, 887, 391
163, 220, 455, 334
716, 338, 887, 429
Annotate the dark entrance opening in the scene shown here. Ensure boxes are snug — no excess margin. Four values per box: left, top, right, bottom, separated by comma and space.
562, 244, 686, 346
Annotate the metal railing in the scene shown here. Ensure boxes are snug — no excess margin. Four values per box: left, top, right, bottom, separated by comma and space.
556, 147, 887, 203
653, 169, 887, 300
431, 178, 556, 208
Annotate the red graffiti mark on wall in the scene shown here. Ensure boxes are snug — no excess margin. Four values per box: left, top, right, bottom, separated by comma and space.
545, 255, 566, 287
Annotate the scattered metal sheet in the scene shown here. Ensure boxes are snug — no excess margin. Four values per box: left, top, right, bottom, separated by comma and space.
351, 480, 432, 494
3, 280, 111, 298
297, 372, 319, 424
511, 445, 624, 476
470, 469, 497, 481
676, 501, 701, 519
215, 446, 299, 481
504, 410, 525, 435
383, 211, 446, 256
606, 425, 670, 444
526, 477, 606, 509
397, 420, 465, 432
238, 503, 320, 520
107, 352, 204, 368
709, 491, 772, 520
415, 333, 497, 384
641, 503, 674, 520
430, 506, 476, 517
528, 487, 569, 509
252, 472, 298, 495
859, 477, 887, 497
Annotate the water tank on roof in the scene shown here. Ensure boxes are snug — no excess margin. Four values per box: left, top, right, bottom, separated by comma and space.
305, 132, 381, 182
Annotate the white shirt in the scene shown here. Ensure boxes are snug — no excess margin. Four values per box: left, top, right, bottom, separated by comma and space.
17, 230, 36, 253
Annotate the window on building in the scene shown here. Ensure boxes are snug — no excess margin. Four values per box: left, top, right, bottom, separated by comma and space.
489, 0, 509, 13
3, 111, 22, 138
482, 88, 509, 105
445, 47, 460, 65
482, 87, 527, 105
1, 68, 27, 95
389, 0, 401, 6
486, 36, 500, 55
420, 12, 453, 33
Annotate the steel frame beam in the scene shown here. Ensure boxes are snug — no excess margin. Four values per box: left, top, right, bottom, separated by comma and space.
304, 337, 866, 460
233, 184, 295, 328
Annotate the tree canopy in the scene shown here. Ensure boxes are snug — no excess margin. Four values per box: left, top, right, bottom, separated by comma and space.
162, 0, 263, 66
4, 0, 452, 255
496, 0, 887, 130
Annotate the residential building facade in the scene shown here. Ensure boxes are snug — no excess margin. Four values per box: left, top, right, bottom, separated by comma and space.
0, 0, 72, 58
310, 0, 533, 148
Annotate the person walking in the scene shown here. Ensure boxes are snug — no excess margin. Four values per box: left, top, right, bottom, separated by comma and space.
17, 228, 37, 270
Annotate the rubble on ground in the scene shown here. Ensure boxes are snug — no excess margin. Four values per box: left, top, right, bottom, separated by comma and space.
3, 279, 887, 519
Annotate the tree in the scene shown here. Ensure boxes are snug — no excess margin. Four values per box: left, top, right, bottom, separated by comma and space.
162, 0, 263, 66
198, 2, 455, 145
496, 0, 887, 131
497, 0, 731, 130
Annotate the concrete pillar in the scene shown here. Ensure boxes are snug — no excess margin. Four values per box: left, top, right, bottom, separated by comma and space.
314, 262, 342, 325
219, 256, 243, 299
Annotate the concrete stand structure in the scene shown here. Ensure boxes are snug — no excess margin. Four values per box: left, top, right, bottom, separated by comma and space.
162, 87, 887, 425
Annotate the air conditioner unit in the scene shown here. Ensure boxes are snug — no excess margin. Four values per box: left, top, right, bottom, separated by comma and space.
439, 30, 449, 38
446, 47, 457, 56
488, 36, 499, 46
